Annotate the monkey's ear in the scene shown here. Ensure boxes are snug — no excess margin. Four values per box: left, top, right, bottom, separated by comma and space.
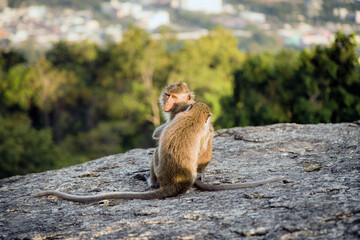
188, 92, 195, 101
206, 113, 212, 123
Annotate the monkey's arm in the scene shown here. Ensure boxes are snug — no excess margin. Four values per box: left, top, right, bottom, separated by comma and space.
152, 124, 167, 140
193, 176, 284, 191
148, 148, 160, 188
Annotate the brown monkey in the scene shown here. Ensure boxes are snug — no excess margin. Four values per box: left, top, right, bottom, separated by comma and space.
34, 102, 214, 203
35, 103, 283, 203
149, 82, 214, 188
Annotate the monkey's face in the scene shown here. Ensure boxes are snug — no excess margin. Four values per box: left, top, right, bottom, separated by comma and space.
162, 92, 190, 112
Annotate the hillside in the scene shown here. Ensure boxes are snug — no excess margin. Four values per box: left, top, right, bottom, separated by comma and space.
0, 122, 359, 239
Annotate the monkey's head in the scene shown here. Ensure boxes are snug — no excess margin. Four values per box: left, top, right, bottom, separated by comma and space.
189, 102, 212, 123
161, 82, 195, 113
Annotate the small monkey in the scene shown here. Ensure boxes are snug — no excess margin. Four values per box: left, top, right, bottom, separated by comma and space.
35, 102, 283, 203
149, 82, 213, 188
34, 102, 214, 203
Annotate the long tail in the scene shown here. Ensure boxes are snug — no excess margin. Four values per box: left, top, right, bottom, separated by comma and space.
33, 188, 174, 203
193, 176, 284, 191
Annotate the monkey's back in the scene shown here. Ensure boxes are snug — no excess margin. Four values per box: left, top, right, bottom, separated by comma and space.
156, 112, 204, 189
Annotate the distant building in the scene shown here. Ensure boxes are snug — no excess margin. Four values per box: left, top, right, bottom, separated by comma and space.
172, 0, 223, 14
138, 10, 170, 30
278, 29, 301, 46
27, 5, 47, 20
302, 31, 332, 46
333, 8, 349, 20
306, 0, 323, 18
152, 29, 209, 40
0, 27, 9, 40
0, 0, 8, 10
356, 10, 360, 24
101, 1, 143, 19
116, 2, 143, 19
240, 11, 266, 24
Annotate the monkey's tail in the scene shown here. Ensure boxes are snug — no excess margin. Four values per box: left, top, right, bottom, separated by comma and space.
33, 187, 176, 203
193, 176, 284, 191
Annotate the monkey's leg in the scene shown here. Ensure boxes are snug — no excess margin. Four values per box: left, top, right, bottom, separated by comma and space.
148, 148, 160, 188
196, 139, 213, 181
196, 166, 206, 181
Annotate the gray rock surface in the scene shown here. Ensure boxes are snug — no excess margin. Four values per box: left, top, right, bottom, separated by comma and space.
0, 123, 359, 239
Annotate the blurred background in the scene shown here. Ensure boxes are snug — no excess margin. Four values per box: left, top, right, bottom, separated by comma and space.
0, 0, 359, 178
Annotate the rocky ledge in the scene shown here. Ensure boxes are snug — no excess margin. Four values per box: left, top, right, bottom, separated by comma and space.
0, 122, 359, 239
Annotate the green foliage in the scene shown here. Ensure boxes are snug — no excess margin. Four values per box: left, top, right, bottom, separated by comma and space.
46, 41, 100, 86
0, 51, 27, 104
0, 115, 78, 178
0, 28, 359, 179
2, 64, 34, 110
61, 121, 139, 161
169, 27, 246, 123
98, 26, 170, 128
289, 31, 360, 123
0, 50, 26, 72
218, 31, 360, 127
217, 50, 299, 126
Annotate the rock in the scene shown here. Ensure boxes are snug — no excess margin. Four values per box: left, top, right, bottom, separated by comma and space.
0, 123, 359, 239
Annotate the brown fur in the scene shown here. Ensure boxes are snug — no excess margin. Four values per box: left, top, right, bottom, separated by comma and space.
150, 82, 203, 188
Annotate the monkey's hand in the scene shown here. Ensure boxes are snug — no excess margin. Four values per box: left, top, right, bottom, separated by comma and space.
152, 124, 167, 140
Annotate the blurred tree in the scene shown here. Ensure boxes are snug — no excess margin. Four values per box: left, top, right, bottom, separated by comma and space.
98, 26, 170, 127
291, 31, 360, 123
60, 121, 140, 160
2, 64, 35, 110
168, 27, 246, 123
25, 58, 81, 141
217, 50, 299, 127
217, 31, 359, 128
0, 50, 26, 72
46, 41, 100, 86
0, 115, 72, 178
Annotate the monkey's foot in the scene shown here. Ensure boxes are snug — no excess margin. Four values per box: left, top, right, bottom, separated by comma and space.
133, 173, 148, 182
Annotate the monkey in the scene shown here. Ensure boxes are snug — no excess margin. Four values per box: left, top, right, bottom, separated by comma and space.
34, 102, 283, 203
151, 83, 282, 188
34, 102, 214, 203
148, 82, 214, 188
